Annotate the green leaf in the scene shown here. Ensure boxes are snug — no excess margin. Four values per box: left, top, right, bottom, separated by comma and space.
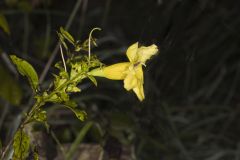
66, 84, 81, 92
72, 109, 87, 121
65, 104, 87, 121
59, 92, 69, 102
10, 55, 39, 93
60, 27, 75, 45
13, 130, 30, 160
57, 32, 68, 50
87, 74, 97, 86
74, 45, 81, 52
0, 64, 22, 105
0, 13, 10, 35
64, 100, 77, 108
46, 93, 62, 103
33, 110, 47, 123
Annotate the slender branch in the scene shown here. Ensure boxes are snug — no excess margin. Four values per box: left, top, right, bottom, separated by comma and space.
60, 45, 67, 72
88, 28, 101, 63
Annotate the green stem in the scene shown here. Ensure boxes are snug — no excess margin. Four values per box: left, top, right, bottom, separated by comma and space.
65, 121, 94, 160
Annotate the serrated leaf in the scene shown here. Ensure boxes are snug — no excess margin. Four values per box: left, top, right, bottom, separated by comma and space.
10, 55, 39, 93
87, 74, 97, 86
0, 64, 22, 105
0, 13, 10, 35
13, 130, 30, 160
60, 27, 75, 45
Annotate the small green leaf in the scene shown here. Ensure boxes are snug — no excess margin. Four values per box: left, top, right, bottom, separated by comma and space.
72, 109, 87, 121
57, 32, 68, 50
46, 93, 62, 103
10, 55, 39, 93
13, 130, 30, 160
66, 84, 81, 92
60, 27, 75, 45
74, 45, 81, 52
87, 74, 97, 86
64, 100, 77, 108
59, 92, 69, 102
64, 104, 87, 121
33, 110, 47, 123
0, 13, 10, 35
53, 75, 67, 89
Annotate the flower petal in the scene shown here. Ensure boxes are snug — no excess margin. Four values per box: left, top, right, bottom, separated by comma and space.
137, 44, 158, 64
135, 65, 144, 85
124, 64, 143, 91
126, 42, 139, 63
103, 62, 130, 80
124, 72, 138, 91
133, 84, 145, 101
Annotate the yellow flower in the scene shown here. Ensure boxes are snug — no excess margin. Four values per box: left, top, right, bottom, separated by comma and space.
90, 42, 158, 101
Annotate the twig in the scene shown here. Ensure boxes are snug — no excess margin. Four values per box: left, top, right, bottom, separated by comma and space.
59, 44, 67, 72
88, 28, 101, 64
0, 138, 13, 160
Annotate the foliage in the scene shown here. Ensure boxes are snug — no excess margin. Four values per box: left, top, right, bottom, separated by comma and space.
13, 130, 30, 160
10, 55, 39, 93
7, 28, 102, 159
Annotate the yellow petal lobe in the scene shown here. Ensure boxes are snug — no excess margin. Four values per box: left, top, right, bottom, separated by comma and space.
126, 42, 138, 63
135, 65, 144, 84
124, 73, 138, 91
137, 44, 158, 64
133, 84, 145, 101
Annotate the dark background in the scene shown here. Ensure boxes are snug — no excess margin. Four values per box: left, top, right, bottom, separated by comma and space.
0, 0, 240, 159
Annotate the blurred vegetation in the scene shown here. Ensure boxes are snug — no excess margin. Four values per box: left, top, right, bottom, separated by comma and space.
0, 0, 240, 160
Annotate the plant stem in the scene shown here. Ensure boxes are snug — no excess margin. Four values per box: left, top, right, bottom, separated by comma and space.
65, 121, 94, 160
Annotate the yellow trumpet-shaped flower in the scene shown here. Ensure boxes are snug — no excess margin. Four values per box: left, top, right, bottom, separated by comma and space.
90, 42, 158, 101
